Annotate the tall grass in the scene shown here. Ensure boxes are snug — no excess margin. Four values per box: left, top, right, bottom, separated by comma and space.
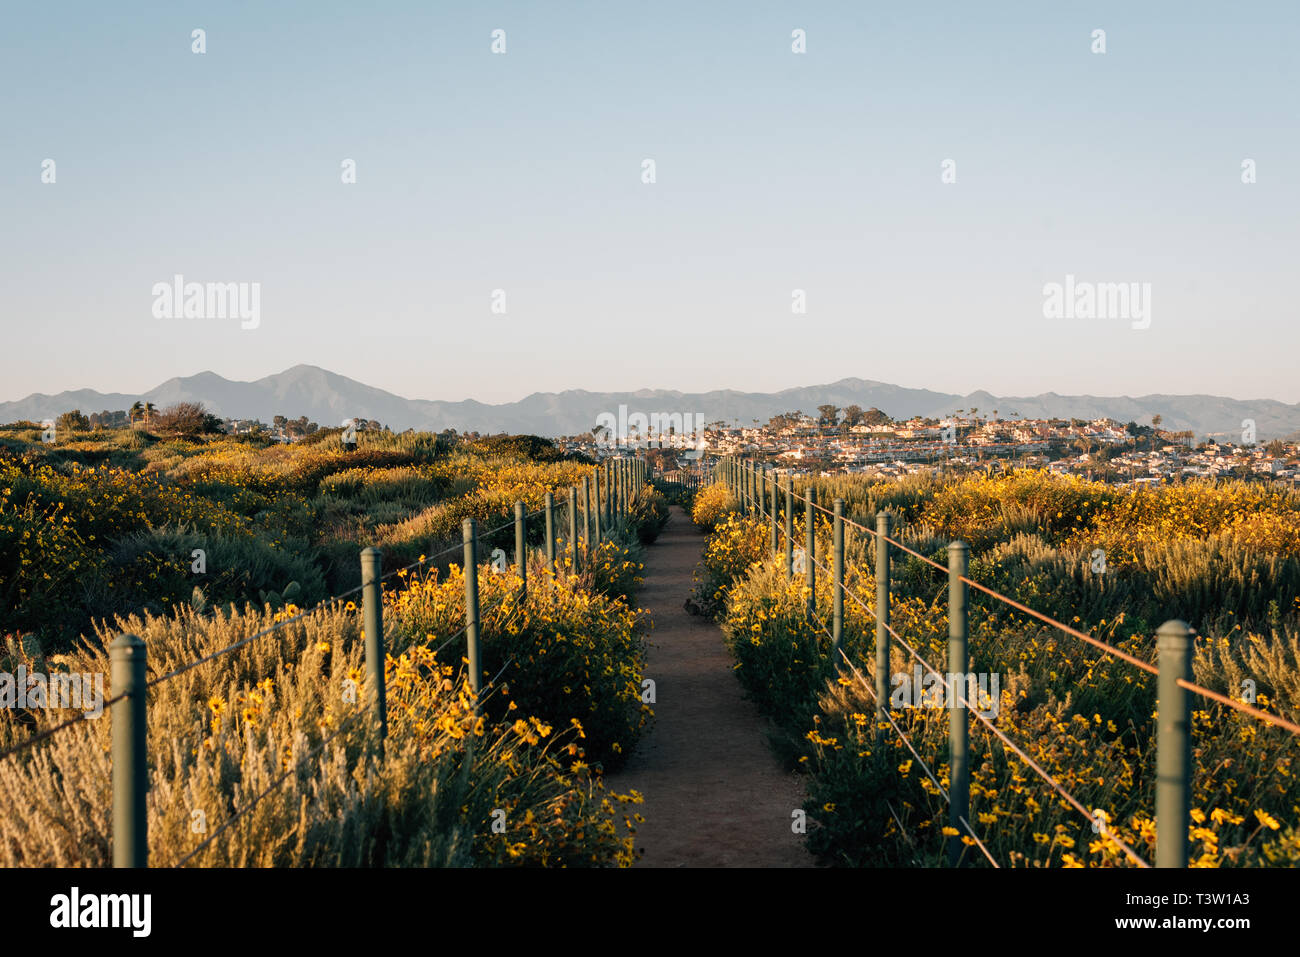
0, 574, 644, 866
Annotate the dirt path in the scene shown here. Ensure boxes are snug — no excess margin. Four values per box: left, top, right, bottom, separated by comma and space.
607, 506, 814, 867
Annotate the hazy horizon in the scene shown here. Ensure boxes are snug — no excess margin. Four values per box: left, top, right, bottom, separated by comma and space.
5, 361, 1300, 409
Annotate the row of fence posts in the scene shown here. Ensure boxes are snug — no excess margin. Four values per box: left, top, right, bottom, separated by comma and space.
107, 456, 649, 866
716, 455, 1194, 868
653, 468, 699, 493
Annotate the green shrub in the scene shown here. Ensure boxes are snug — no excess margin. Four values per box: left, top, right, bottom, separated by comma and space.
387, 563, 652, 771
629, 487, 670, 544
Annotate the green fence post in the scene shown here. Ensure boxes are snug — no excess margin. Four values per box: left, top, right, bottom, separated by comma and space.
770, 468, 779, 555
360, 546, 388, 742
514, 500, 527, 597
1156, 619, 1193, 868
582, 475, 592, 559
805, 485, 817, 621
784, 475, 794, 579
568, 486, 579, 574
875, 512, 891, 741
832, 499, 844, 664
463, 518, 482, 708
947, 540, 970, 866
110, 633, 147, 868
545, 491, 556, 574
593, 471, 603, 545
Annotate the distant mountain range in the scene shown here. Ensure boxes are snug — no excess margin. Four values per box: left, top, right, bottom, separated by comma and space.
3, 365, 1298, 442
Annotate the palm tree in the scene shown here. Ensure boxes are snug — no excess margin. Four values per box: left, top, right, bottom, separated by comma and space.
129, 401, 143, 428
143, 402, 156, 428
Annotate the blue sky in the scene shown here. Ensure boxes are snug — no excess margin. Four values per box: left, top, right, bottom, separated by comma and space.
3, 1, 1297, 405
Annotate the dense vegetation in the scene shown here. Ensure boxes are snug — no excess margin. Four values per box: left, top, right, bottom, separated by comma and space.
0, 425, 597, 651
0, 425, 661, 866
696, 470, 1300, 867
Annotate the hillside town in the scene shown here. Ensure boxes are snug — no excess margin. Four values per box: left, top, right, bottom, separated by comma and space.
558, 407, 1300, 487
25, 401, 1300, 488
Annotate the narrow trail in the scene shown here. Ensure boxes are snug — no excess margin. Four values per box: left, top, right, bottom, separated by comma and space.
606, 505, 814, 867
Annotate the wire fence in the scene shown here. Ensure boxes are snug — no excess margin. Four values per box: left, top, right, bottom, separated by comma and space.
719, 455, 1300, 868
0, 456, 653, 866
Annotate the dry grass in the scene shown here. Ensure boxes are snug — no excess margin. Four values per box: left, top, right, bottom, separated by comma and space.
0, 594, 640, 867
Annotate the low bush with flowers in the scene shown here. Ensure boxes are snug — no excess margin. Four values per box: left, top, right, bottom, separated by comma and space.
690, 481, 737, 531
628, 486, 671, 544
705, 470, 1300, 867
586, 536, 646, 603
386, 558, 652, 771
694, 512, 777, 616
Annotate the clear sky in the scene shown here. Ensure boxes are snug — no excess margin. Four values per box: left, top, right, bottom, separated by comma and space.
3, 1, 1297, 404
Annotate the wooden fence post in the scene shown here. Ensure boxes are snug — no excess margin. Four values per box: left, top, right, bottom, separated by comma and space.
361, 547, 387, 742
875, 512, 891, 741
110, 633, 147, 868
1156, 619, 1193, 868
582, 475, 592, 558
805, 486, 817, 620
784, 475, 794, 579
947, 540, 970, 866
545, 491, 556, 574
463, 519, 482, 708
770, 468, 778, 555
568, 486, 579, 574
514, 500, 527, 597
832, 499, 844, 663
